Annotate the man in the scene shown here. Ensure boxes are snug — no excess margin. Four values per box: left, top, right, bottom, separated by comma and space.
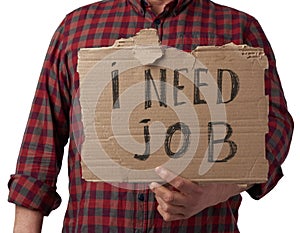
8, 0, 293, 232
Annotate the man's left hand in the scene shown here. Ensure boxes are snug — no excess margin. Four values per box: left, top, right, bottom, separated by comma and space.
149, 166, 247, 222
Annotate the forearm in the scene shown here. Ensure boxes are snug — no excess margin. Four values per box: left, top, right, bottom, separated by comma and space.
14, 205, 44, 233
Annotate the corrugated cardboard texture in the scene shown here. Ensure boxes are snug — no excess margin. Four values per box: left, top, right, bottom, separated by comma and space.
77, 29, 269, 183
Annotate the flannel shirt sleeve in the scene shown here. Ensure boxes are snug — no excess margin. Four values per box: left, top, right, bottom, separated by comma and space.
8, 18, 70, 216
243, 18, 294, 199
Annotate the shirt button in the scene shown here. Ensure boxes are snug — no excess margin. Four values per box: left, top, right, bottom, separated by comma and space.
138, 193, 145, 201
154, 18, 161, 25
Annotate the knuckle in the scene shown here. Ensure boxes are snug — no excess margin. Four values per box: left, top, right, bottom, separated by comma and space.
157, 206, 172, 222
179, 210, 190, 220
163, 213, 172, 222
163, 192, 175, 203
174, 179, 185, 189
194, 185, 202, 194
161, 203, 170, 212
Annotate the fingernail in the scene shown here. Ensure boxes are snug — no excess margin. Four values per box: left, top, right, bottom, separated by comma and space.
149, 182, 155, 190
155, 166, 164, 175
155, 167, 162, 174
149, 182, 160, 190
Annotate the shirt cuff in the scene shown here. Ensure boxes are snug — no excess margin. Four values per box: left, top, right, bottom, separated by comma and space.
8, 174, 62, 216
246, 165, 283, 200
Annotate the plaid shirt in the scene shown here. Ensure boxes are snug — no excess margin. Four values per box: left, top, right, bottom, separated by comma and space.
8, 0, 293, 232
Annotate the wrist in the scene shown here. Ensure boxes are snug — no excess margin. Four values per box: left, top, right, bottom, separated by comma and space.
14, 206, 44, 233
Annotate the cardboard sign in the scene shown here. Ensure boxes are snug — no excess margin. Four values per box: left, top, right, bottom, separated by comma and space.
77, 29, 269, 183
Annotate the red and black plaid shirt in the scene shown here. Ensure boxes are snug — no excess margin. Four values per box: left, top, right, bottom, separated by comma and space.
8, 0, 293, 232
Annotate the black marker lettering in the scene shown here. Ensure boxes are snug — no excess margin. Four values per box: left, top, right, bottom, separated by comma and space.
145, 69, 167, 109
111, 69, 120, 109
217, 69, 240, 104
173, 69, 188, 106
194, 68, 208, 104
134, 119, 151, 161
164, 122, 191, 159
208, 121, 237, 162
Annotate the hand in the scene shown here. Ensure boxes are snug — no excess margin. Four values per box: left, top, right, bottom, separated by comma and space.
149, 166, 247, 221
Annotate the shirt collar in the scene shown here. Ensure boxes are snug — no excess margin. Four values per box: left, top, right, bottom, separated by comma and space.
128, 0, 193, 16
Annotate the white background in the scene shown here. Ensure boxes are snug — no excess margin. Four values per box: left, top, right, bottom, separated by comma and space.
0, 1, 298, 232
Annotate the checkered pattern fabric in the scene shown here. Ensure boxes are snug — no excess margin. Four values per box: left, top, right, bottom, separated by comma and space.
8, 0, 293, 232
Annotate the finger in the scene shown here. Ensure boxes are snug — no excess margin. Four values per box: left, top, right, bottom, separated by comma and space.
155, 166, 177, 183
155, 166, 199, 195
157, 205, 186, 222
149, 182, 186, 205
155, 195, 185, 213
